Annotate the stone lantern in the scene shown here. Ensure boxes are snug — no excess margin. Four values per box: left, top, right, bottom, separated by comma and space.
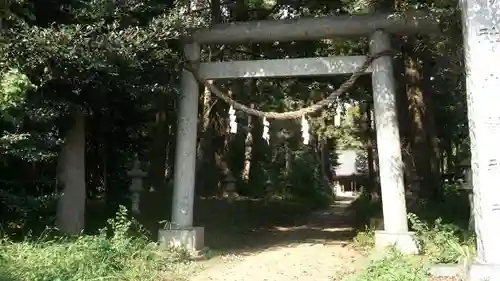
127, 158, 147, 215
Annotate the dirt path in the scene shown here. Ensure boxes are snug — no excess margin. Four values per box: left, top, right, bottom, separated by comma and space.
189, 195, 365, 281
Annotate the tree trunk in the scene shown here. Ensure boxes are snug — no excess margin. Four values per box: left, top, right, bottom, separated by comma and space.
318, 116, 334, 189
56, 111, 86, 235
248, 93, 264, 194
215, 151, 237, 201
149, 96, 169, 193
101, 131, 108, 197
218, 81, 238, 199
195, 0, 221, 195
362, 101, 376, 190
211, 0, 222, 23
141, 95, 171, 231
421, 49, 441, 189
445, 139, 454, 173
403, 37, 439, 199
285, 142, 293, 178
241, 102, 254, 183
196, 80, 217, 195
319, 139, 331, 183
218, 0, 243, 194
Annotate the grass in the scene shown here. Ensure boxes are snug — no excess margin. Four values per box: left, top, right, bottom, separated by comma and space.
346, 184, 476, 281
348, 219, 474, 281
346, 248, 429, 281
0, 194, 327, 281
351, 227, 375, 254
0, 206, 198, 281
1, 184, 474, 281
407, 213, 476, 265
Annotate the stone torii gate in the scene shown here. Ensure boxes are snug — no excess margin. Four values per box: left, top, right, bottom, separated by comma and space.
158, 12, 439, 253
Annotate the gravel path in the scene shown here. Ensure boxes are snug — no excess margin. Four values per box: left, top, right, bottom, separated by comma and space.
190, 195, 364, 281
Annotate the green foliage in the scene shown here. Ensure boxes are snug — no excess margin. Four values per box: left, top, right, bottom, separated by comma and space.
284, 148, 332, 206
0, 0, 207, 225
0, 206, 191, 281
351, 212, 475, 266
349, 188, 476, 265
413, 183, 471, 229
352, 227, 375, 253
0, 193, 57, 237
347, 249, 428, 281
0, 68, 35, 111
246, 0, 276, 9
408, 213, 475, 264
348, 192, 382, 229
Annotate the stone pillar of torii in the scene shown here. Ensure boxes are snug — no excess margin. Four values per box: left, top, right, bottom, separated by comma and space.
460, 0, 500, 279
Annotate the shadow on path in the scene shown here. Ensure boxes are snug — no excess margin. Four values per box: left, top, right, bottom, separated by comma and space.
189, 195, 363, 281
195, 195, 358, 255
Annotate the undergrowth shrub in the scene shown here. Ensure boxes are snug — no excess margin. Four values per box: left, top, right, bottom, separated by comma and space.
348, 193, 382, 229
0, 192, 58, 238
413, 184, 470, 230
352, 227, 375, 253
263, 148, 334, 209
408, 213, 475, 264
351, 213, 475, 266
350, 182, 476, 263
348, 185, 476, 281
0, 206, 191, 281
347, 248, 428, 281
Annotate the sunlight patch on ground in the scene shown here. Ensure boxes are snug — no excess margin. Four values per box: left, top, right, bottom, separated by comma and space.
273, 225, 353, 232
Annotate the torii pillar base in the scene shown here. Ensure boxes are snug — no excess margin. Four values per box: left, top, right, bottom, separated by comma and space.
158, 227, 205, 253
467, 264, 500, 281
374, 231, 419, 254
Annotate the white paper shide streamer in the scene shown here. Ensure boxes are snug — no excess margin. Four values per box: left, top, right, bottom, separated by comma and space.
262, 117, 270, 144
229, 105, 237, 133
301, 115, 310, 144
